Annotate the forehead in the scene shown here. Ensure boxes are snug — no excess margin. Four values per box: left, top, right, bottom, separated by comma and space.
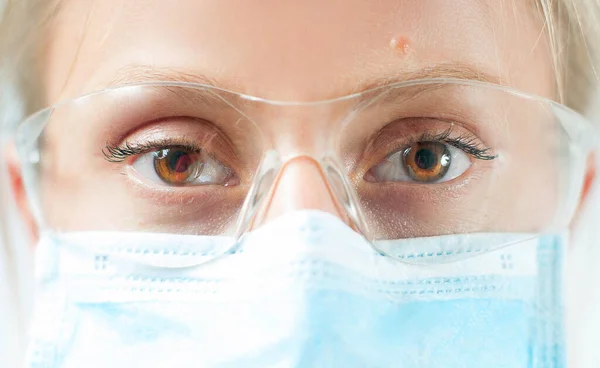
47, 0, 552, 102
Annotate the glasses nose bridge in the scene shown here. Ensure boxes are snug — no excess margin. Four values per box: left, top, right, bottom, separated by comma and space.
233, 101, 364, 238
258, 103, 350, 158
249, 155, 353, 230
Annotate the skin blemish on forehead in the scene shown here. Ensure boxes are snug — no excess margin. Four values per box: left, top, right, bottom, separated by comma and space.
389, 35, 412, 56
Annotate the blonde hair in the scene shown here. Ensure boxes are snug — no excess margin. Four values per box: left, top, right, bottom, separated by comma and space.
538, 0, 600, 113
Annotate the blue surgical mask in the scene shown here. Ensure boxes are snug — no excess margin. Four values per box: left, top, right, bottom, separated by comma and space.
26, 210, 566, 368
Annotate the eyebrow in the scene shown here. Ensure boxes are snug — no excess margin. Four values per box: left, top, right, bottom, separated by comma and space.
106, 62, 502, 93
97, 62, 503, 111
354, 62, 502, 93
106, 65, 230, 89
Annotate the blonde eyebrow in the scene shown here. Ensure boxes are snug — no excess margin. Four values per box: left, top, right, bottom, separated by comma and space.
105, 64, 227, 89
99, 64, 247, 110
352, 62, 503, 93
101, 61, 503, 102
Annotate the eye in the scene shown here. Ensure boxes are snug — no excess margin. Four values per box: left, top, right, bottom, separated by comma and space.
131, 146, 237, 186
366, 141, 471, 183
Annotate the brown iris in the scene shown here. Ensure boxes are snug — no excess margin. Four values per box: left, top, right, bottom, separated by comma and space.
403, 142, 451, 182
153, 148, 201, 185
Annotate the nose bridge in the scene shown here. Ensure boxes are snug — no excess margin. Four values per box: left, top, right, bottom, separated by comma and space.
258, 102, 347, 158
252, 156, 349, 228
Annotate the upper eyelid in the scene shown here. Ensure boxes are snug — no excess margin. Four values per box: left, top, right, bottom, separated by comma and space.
103, 116, 246, 164
103, 140, 202, 163
418, 128, 497, 160
102, 137, 245, 180
442, 137, 497, 160
365, 124, 496, 163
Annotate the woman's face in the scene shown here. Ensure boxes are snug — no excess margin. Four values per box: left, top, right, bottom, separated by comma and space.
27, 0, 572, 240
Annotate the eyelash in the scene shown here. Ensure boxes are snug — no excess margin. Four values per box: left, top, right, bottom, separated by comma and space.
418, 128, 497, 161
102, 127, 497, 164
103, 138, 202, 163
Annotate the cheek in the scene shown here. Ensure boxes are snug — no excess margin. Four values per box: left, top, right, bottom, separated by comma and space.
37, 111, 132, 231
355, 148, 558, 240
40, 138, 129, 231
484, 124, 559, 232
40, 150, 248, 234
486, 164, 557, 231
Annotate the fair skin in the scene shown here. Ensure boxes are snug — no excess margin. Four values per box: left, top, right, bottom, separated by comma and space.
10, 0, 596, 240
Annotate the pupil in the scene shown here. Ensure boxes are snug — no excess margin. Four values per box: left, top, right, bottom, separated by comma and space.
414, 148, 437, 170
168, 151, 193, 173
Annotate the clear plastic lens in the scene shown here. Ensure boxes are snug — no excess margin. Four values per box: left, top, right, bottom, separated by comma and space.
14, 80, 595, 262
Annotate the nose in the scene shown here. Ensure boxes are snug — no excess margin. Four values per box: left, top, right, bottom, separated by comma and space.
252, 156, 349, 228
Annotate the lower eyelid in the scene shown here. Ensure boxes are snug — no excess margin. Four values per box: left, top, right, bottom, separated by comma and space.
360, 160, 487, 191
134, 184, 247, 208
123, 162, 250, 200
